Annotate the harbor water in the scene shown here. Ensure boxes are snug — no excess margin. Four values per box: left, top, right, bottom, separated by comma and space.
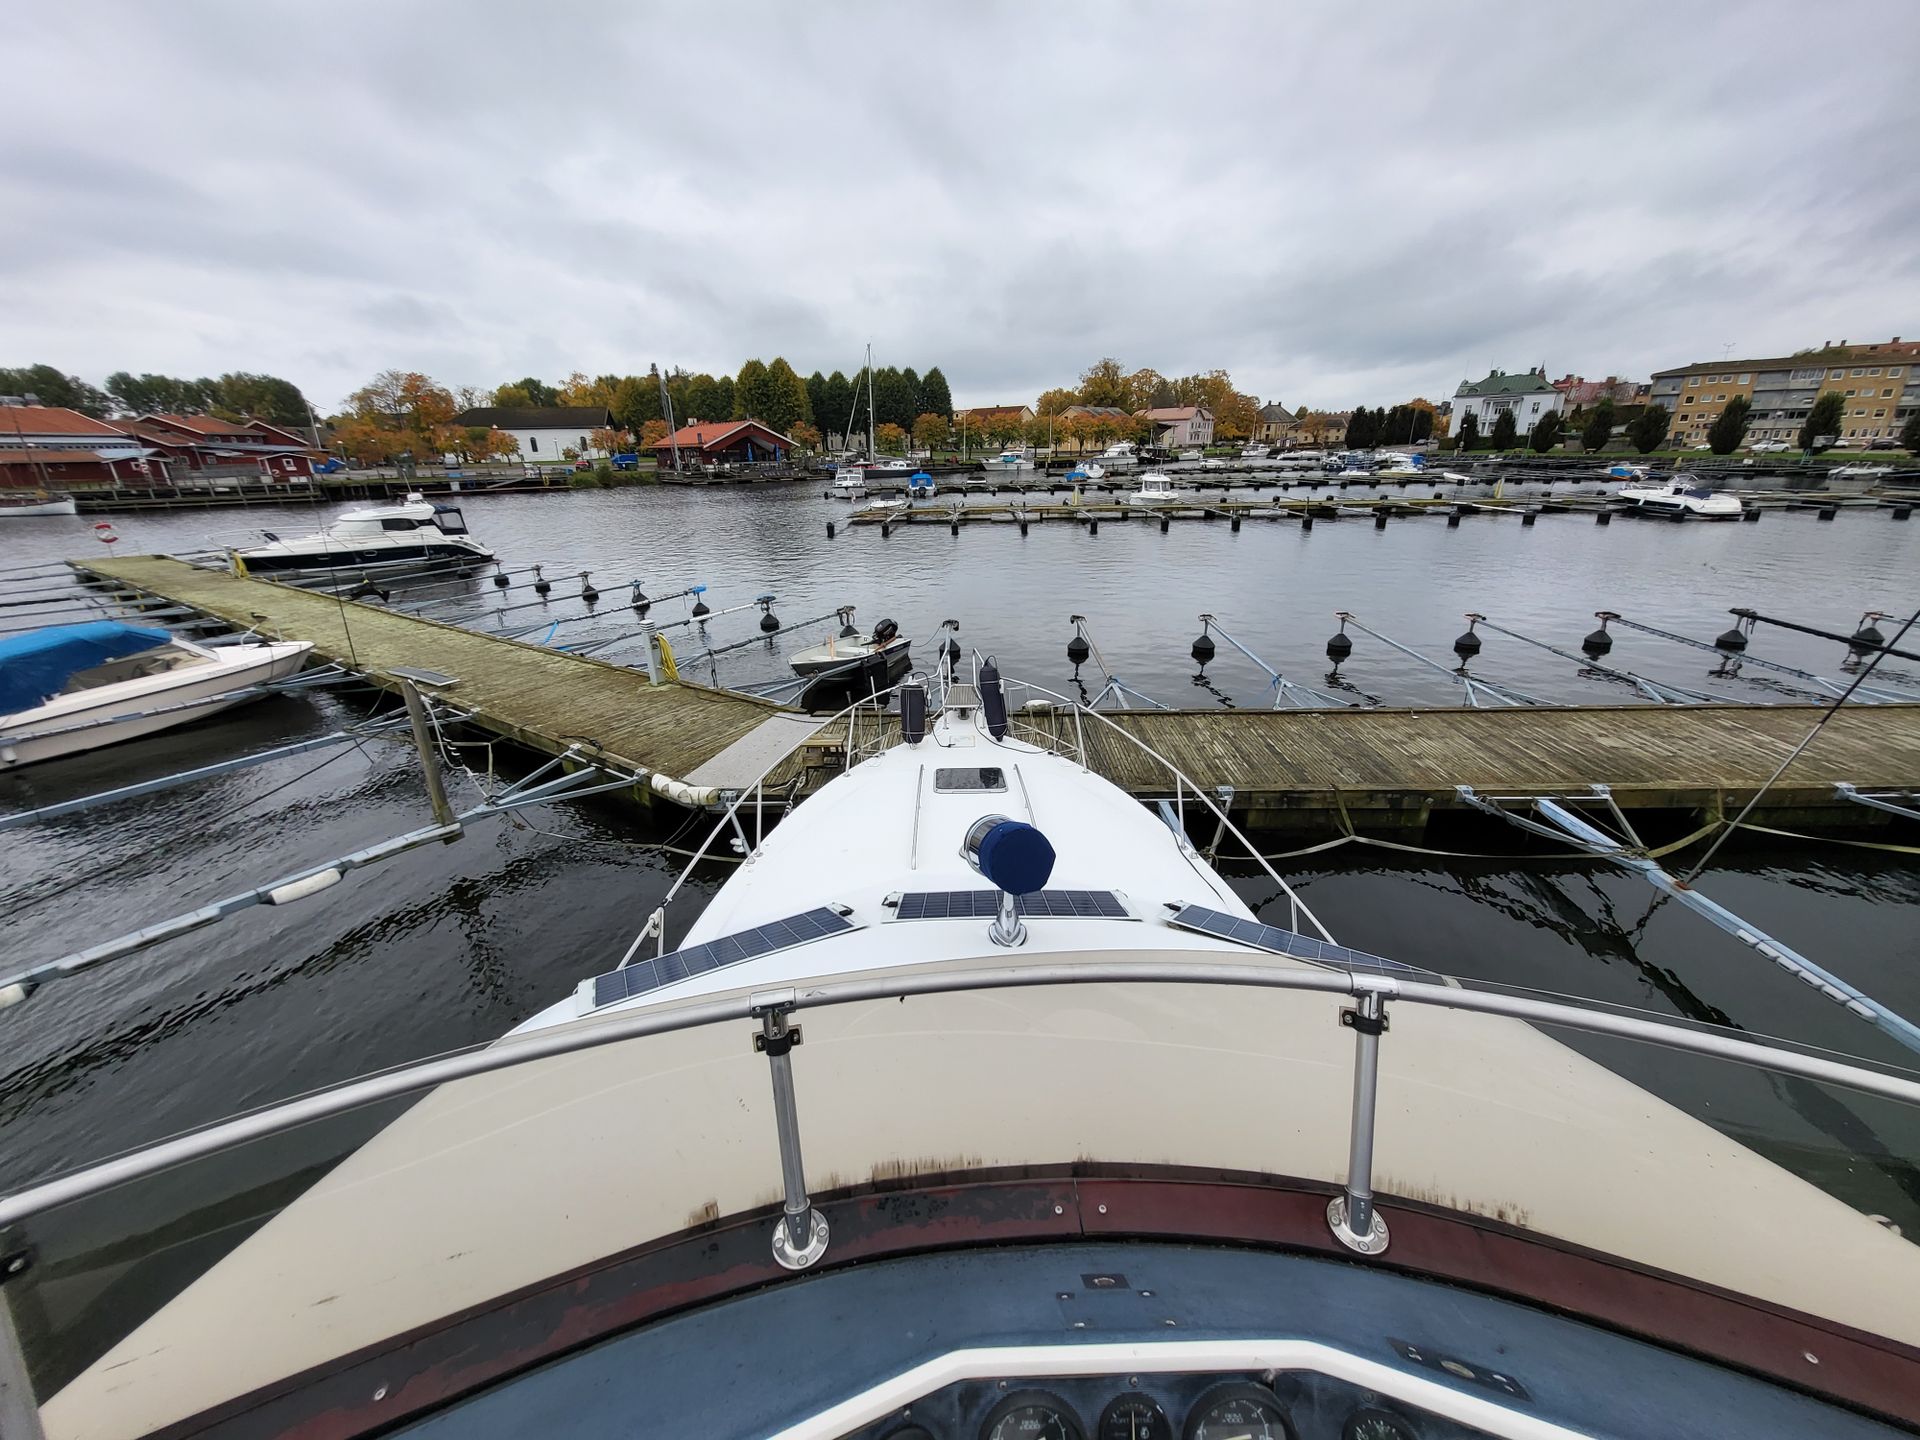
2, 484, 1918, 1268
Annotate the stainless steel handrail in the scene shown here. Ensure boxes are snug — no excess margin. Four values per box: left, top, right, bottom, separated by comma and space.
2, 957, 1915, 1232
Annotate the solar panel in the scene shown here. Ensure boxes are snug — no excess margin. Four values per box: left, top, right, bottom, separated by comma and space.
1167, 904, 1419, 973
591, 906, 856, 1007
893, 890, 1129, 921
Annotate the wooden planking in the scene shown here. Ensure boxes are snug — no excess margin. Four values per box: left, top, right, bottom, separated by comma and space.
71, 556, 1920, 822
73, 556, 782, 785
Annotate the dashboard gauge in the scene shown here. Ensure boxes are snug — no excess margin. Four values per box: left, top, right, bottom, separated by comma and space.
1182, 1382, 1294, 1440
981, 1390, 1085, 1440
1098, 1392, 1171, 1440
1343, 1410, 1417, 1440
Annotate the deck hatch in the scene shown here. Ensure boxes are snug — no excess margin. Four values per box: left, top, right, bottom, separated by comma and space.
591, 906, 856, 1007
893, 889, 1128, 920
1167, 904, 1416, 972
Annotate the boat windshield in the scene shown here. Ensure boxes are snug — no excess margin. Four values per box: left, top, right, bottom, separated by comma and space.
60, 645, 209, 692
4, 968, 1916, 1439
433, 507, 469, 534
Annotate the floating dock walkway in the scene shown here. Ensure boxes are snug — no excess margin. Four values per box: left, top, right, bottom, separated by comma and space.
70, 555, 1920, 836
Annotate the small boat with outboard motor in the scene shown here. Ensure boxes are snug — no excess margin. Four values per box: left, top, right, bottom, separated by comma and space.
1615, 473, 1745, 519
9, 655, 1920, 1440
0, 620, 311, 768
230, 493, 494, 578
787, 613, 908, 680
1121, 471, 1181, 505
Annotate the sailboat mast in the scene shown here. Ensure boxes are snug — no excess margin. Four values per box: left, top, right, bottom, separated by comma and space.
866, 342, 876, 459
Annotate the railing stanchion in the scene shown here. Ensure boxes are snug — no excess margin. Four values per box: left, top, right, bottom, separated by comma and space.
0, 1253, 45, 1440
752, 992, 829, 1271
1328, 988, 1391, 1254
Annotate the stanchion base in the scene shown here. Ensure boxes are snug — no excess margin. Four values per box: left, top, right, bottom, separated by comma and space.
1327, 1194, 1389, 1254
771, 1208, 831, 1270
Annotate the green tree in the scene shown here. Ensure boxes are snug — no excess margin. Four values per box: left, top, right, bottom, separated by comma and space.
612, 375, 658, 433
919, 366, 952, 419
873, 366, 916, 430
1627, 405, 1672, 454
1078, 358, 1129, 408
822, 370, 855, 443
900, 366, 923, 424
1345, 408, 1378, 448
0, 363, 110, 416
1530, 412, 1562, 453
763, 358, 812, 433
214, 372, 310, 426
805, 372, 829, 432
681, 373, 723, 423
1902, 409, 1920, 455
1707, 395, 1752, 455
504, 377, 558, 406
733, 359, 773, 421
1799, 392, 1845, 451
712, 375, 734, 420
1458, 411, 1481, 450
1490, 409, 1518, 451
1581, 398, 1615, 453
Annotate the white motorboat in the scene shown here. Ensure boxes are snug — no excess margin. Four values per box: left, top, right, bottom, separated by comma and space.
1601, 461, 1649, 481
1121, 471, 1181, 505
1064, 461, 1105, 481
1176, 447, 1203, 462
858, 497, 906, 516
1830, 463, 1894, 481
0, 489, 78, 517
1374, 452, 1426, 476
231, 493, 493, 578
786, 615, 909, 679
23, 664, 1920, 1440
1616, 474, 1745, 519
980, 448, 1035, 471
1240, 443, 1271, 460
0, 621, 312, 768
1098, 439, 1139, 466
868, 457, 911, 476
831, 467, 867, 494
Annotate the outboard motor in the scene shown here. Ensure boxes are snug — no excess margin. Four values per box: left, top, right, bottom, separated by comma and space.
872, 617, 899, 647
899, 675, 927, 745
961, 814, 1056, 948
978, 656, 1010, 739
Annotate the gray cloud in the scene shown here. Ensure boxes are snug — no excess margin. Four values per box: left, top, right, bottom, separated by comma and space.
2, 0, 1915, 413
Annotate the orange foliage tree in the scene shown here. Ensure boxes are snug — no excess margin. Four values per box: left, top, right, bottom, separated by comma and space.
640, 419, 670, 447
790, 420, 823, 452
911, 412, 949, 454
589, 426, 630, 456
875, 421, 908, 454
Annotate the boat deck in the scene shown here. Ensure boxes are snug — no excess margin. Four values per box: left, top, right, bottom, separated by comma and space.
70, 555, 1920, 833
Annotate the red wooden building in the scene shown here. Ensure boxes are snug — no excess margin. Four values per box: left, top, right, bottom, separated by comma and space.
648, 419, 794, 466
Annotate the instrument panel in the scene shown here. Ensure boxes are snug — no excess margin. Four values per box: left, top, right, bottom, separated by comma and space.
847, 1371, 1485, 1440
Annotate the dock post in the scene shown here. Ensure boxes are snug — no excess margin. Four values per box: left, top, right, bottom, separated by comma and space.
753, 995, 830, 1271
1329, 987, 1390, 1255
640, 621, 662, 685
400, 679, 457, 830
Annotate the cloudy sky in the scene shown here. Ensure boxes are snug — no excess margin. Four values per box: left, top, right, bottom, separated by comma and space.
5, 1, 1916, 414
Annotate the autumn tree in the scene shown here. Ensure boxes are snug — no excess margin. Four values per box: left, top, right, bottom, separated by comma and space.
875, 421, 907, 454
1707, 395, 1752, 455
494, 384, 533, 407
1123, 368, 1165, 412
589, 426, 631, 456
340, 370, 457, 460
1458, 411, 1481, 450
559, 371, 614, 407
763, 358, 812, 434
1078, 358, 1129, 408
912, 412, 950, 454
1627, 405, 1672, 453
1530, 412, 1562, 453
1581, 398, 1616, 453
790, 420, 822, 452
1490, 409, 1518, 450
640, 419, 670, 447
612, 375, 657, 432
1036, 387, 1080, 417
919, 366, 953, 419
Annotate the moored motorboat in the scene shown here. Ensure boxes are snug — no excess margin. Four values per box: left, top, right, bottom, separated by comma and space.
231, 493, 494, 577
1616, 474, 1745, 519
786, 614, 909, 679
980, 448, 1035, 471
1065, 461, 1105, 481
1240, 443, 1271, 460
20, 661, 1920, 1440
0, 621, 312, 768
1121, 471, 1180, 504
0, 489, 78, 517
1098, 439, 1139, 467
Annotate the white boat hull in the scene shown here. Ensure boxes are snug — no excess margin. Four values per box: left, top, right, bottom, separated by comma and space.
0, 640, 313, 768
0, 495, 78, 517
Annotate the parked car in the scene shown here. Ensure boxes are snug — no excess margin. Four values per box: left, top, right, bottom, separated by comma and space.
1865, 438, 1901, 450
1748, 440, 1790, 453
1690, 442, 1713, 450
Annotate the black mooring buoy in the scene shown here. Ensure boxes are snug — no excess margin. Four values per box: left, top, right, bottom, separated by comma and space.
1301, 513, 1314, 532
1521, 510, 1537, 527
1716, 625, 1748, 651
580, 572, 599, 603
760, 611, 780, 633
1019, 518, 1029, 535
880, 522, 891, 538
1742, 507, 1761, 522
691, 597, 711, 618
1453, 620, 1483, 656
1327, 624, 1353, 661
1852, 617, 1888, 653
826, 520, 836, 538
1160, 514, 1170, 533
1595, 510, 1611, 526
630, 583, 648, 610
1067, 633, 1090, 667
1892, 507, 1912, 521
532, 566, 551, 596
1192, 630, 1216, 665
492, 571, 510, 588
1374, 512, 1388, 530
1583, 626, 1614, 655
1231, 513, 1241, 532
1447, 512, 1461, 528
1088, 518, 1098, 535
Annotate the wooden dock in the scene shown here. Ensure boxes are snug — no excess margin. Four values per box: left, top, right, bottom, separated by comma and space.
71, 556, 1920, 837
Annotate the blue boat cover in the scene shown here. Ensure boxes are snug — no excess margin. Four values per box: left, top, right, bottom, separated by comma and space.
0, 621, 173, 715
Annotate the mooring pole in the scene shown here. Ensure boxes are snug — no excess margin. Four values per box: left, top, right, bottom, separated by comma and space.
400, 679, 456, 829
752, 993, 829, 1270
